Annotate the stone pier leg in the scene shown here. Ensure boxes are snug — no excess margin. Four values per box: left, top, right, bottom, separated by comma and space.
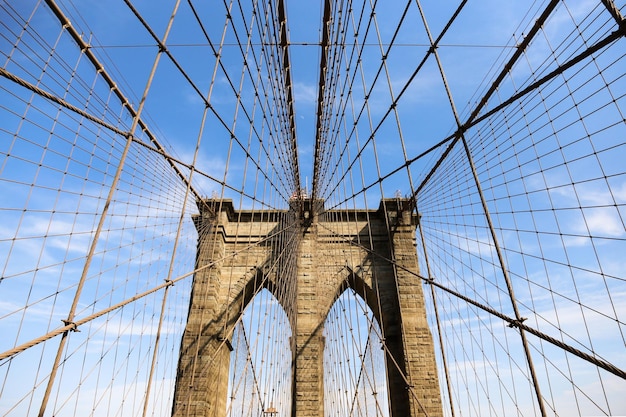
292, 324, 325, 417
172, 322, 231, 416
386, 201, 443, 417
172, 208, 232, 417
292, 221, 325, 417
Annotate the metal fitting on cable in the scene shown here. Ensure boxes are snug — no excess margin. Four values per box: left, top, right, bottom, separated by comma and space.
508, 317, 527, 328
62, 320, 80, 332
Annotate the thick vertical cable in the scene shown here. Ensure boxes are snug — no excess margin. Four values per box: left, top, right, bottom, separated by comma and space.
36, 1, 183, 416
311, 0, 332, 202
413, 0, 548, 414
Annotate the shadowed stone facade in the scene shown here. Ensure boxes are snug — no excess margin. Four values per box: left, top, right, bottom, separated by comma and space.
172, 199, 442, 417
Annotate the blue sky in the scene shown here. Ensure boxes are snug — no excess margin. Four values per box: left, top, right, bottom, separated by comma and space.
15, 0, 555, 205
1, 0, 625, 416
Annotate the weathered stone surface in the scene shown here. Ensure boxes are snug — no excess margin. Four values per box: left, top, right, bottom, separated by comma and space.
172, 199, 442, 417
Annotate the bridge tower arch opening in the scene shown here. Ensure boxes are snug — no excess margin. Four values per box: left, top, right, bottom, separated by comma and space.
323, 285, 390, 416
226, 288, 293, 416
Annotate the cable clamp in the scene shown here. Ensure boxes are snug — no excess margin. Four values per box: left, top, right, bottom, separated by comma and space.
508, 317, 527, 328
217, 336, 234, 352
62, 320, 80, 332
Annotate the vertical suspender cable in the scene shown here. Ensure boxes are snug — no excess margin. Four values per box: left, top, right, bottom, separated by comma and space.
413, 0, 552, 414
37, 1, 183, 416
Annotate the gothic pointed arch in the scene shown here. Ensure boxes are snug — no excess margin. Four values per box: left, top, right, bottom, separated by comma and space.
226, 287, 293, 416
323, 279, 390, 416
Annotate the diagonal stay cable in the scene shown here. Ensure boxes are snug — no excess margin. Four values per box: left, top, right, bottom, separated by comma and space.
225, 0, 302, 196
320, 0, 469, 203
414, 0, 547, 413
0, 65, 284, 211
0, 221, 296, 363
125, 0, 293, 202
277, 0, 302, 195
316, 222, 626, 381
329, 0, 557, 205
326, 9, 625, 211
42, 0, 213, 214
224, 0, 299, 194
311, 0, 332, 201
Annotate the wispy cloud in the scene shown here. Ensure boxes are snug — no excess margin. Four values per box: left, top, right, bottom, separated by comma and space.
293, 81, 317, 106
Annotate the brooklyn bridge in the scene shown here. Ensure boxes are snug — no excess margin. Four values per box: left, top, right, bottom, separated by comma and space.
0, 0, 625, 416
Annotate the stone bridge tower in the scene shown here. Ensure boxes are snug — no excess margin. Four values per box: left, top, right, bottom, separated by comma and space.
172, 198, 442, 417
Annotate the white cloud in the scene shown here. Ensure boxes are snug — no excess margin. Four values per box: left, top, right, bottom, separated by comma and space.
583, 208, 625, 237
575, 181, 626, 206
293, 81, 317, 105
543, 178, 626, 238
